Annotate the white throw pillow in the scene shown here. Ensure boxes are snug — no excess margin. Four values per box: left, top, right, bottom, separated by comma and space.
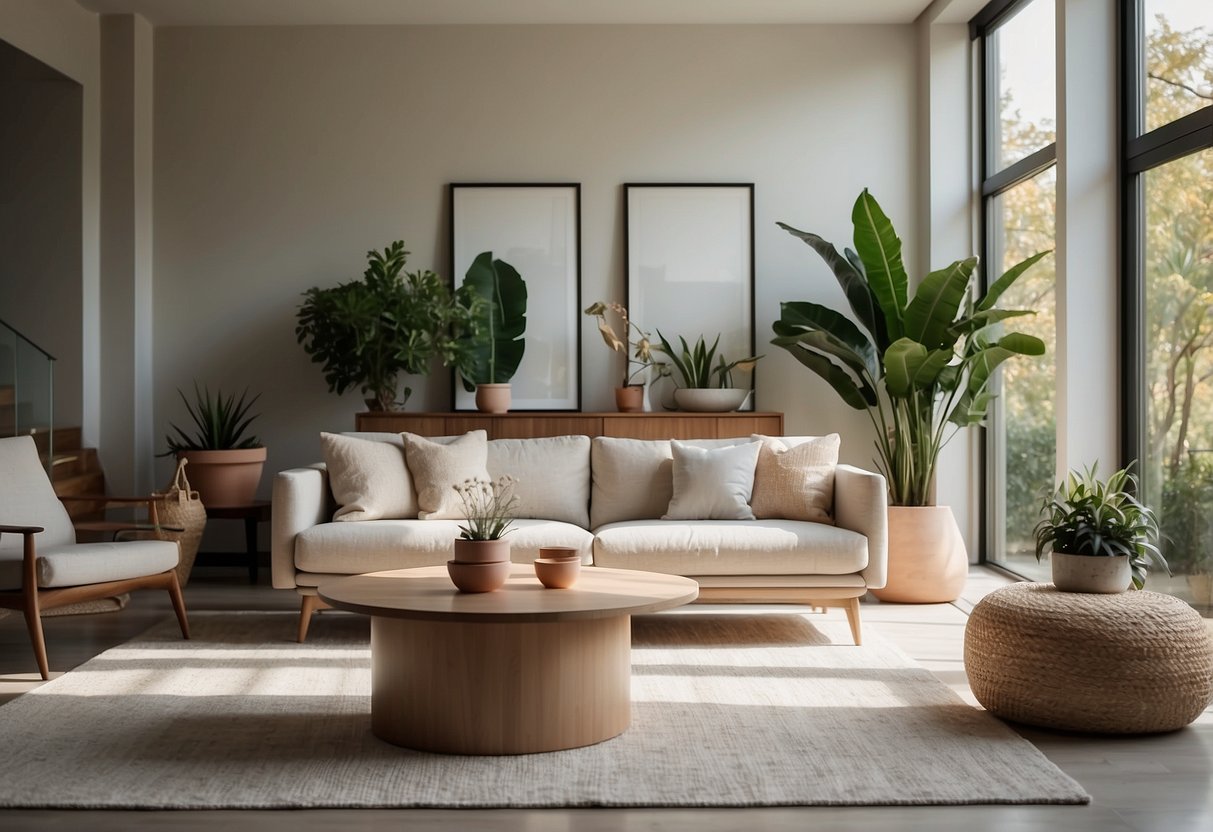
321, 432, 418, 521
487, 436, 591, 528
662, 439, 762, 521
402, 430, 491, 519
749, 434, 840, 524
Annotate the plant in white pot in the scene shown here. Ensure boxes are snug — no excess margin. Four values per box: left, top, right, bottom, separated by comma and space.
770, 188, 1052, 603
1034, 464, 1168, 592
653, 331, 762, 412
162, 384, 265, 508
457, 252, 527, 414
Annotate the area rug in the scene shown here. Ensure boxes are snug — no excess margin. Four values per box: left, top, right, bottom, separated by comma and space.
0, 610, 1089, 808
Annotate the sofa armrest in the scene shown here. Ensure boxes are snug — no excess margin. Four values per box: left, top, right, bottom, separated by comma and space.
834, 464, 888, 591
271, 464, 329, 590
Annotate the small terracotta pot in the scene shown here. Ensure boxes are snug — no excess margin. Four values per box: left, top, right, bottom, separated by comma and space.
453, 538, 511, 564
475, 383, 511, 413
538, 546, 580, 562
447, 559, 512, 593
534, 558, 581, 589
615, 385, 644, 412
177, 447, 267, 508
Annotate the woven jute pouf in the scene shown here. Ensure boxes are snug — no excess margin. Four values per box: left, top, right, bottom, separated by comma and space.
965, 582, 1213, 734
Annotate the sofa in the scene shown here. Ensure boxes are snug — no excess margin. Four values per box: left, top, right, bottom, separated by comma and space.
272, 430, 888, 643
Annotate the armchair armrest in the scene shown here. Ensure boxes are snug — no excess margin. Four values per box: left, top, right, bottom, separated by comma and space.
60, 493, 163, 526
0, 524, 45, 535
0, 524, 44, 591
834, 464, 888, 591
271, 465, 329, 590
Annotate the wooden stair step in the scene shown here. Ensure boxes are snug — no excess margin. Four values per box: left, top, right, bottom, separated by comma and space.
50, 447, 99, 480
30, 426, 82, 454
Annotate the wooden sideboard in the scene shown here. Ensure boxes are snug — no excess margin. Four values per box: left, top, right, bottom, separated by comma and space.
354, 411, 784, 440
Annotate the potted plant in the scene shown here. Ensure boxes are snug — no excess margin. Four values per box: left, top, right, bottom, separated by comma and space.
162, 384, 266, 508
653, 331, 762, 412
1034, 463, 1167, 592
457, 252, 527, 413
771, 188, 1052, 602
447, 476, 519, 593
583, 301, 655, 411
296, 240, 482, 411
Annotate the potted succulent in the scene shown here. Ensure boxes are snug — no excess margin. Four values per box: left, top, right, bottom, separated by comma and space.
771, 188, 1052, 603
296, 240, 482, 411
583, 301, 655, 411
653, 331, 762, 412
447, 476, 519, 593
457, 252, 527, 414
1034, 464, 1167, 593
162, 384, 265, 508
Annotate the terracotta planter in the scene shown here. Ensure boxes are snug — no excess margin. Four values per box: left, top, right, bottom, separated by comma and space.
534, 557, 581, 589
869, 505, 968, 604
538, 546, 580, 562
475, 383, 511, 414
177, 447, 267, 508
1051, 552, 1130, 593
615, 385, 644, 412
447, 559, 511, 593
453, 537, 511, 564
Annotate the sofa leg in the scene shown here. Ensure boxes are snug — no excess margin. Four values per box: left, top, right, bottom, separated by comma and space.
844, 597, 862, 646
298, 595, 333, 643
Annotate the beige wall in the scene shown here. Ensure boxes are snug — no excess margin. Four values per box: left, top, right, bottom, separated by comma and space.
152, 24, 919, 488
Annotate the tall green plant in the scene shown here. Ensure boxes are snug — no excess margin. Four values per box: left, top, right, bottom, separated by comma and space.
772, 189, 1052, 505
162, 384, 261, 453
458, 251, 527, 391
296, 241, 482, 410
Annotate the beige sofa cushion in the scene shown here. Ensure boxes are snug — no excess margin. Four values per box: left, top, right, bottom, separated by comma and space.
663, 440, 762, 521
590, 437, 750, 528
750, 434, 840, 524
487, 436, 591, 528
403, 430, 490, 519
294, 518, 593, 575
0, 540, 180, 590
321, 432, 418, 521
592, 519, 868, 576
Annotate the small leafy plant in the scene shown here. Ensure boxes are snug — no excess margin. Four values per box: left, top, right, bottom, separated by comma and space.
653, 331, 762, 389
162, 384, 261, 454
1034, 463, 1167, 589
454, 476, 520, 540
584, 301, 655, 387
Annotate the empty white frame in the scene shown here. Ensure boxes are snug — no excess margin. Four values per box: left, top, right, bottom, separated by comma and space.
450, 183, 581, 411
625, 184, 755, 407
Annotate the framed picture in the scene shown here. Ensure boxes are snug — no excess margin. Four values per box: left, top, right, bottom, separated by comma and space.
624, 183, 755, 409
450, 183, 582, 411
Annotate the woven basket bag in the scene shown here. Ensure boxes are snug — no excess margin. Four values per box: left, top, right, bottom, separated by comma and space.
152, 458, 208, 587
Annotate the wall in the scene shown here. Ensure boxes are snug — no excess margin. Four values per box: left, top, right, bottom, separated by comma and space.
153, 24, 918, 488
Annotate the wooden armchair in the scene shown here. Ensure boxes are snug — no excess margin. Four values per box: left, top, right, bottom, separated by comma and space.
0, 436, 190, 679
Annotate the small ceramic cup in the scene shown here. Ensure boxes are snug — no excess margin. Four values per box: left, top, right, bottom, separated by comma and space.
534, 557, 581, 589
538, 546, 580, 562
447, 559, 511, 593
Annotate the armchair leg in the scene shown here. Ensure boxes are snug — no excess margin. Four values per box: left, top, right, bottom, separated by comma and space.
166, 572, 190, 640
298, 595, 332, 643
845, 597, 863, 646
22, 603, 50, 681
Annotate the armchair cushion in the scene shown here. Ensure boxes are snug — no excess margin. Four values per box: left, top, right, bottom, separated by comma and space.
0, 539, 179, 589
0, 437, 75, 554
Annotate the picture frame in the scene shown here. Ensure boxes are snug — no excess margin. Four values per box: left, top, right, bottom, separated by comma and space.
449, 183, 582, 411
624, 183, 756, 409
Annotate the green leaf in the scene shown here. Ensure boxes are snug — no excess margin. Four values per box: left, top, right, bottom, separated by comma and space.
977, 249, 1052, 311
851, 189, 908, 339
775, 345, 877, 409
903, 257, 977, 349
776, 223, 888, 351
883, 338, 928, 397
772, 301, 879, 378
460, 252, 528, 389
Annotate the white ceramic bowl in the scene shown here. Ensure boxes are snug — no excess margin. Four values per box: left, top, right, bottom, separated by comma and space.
672, 388, 749, 412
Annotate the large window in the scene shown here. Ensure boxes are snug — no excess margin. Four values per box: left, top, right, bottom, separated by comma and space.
1127, 0, 1213, 614
974, 0, 1057, 578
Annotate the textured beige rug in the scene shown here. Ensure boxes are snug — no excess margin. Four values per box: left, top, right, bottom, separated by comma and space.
0, 610, 1088, 808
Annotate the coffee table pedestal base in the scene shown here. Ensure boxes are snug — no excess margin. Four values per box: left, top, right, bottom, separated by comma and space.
371, 614, 631, 754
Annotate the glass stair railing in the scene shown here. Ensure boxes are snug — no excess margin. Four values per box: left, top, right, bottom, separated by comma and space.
0, 317, 56, 468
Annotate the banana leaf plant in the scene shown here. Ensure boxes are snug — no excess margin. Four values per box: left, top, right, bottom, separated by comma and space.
771, 188, 1052, 506
458, 251, 527, 392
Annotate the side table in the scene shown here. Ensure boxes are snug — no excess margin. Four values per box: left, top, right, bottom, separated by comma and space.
203, 501, 271, 584
965, 582, 1213, 733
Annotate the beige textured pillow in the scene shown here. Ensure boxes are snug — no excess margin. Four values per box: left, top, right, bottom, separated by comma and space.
402, 430, 491, 519
749, 434, 840, 524
663, 440, 762, 520
320, 432, 418, 521
487, 436, 591, 527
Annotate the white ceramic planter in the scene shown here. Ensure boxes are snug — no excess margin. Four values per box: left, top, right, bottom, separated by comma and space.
1051, 552, 1131, 593
672, 388, 748, 412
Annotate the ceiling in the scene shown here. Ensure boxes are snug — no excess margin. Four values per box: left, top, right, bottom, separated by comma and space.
75, 0, 947, 27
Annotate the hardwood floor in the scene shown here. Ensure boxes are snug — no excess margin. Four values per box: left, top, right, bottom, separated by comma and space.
1, 566, 1210, 831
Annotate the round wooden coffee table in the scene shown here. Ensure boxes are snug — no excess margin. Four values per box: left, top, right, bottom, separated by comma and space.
319, 564, 698, 754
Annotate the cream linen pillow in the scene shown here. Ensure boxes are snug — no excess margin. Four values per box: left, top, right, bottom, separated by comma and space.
749, 433, 840, 524
486, 436, 591, 528
320, 432, 418, 521
662, 439, 762, 521
402, 430, 491, 519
